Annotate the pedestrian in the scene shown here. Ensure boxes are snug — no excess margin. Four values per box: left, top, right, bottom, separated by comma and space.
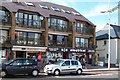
80, 58, 87, 69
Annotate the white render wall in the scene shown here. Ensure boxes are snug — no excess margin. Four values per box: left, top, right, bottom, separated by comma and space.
96, 39, 118, 64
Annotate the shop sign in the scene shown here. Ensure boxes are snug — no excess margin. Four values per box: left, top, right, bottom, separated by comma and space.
48, 48, 59, 52
60, 48, 68, 52
69, 49, 86, 53
87, 50, 95, 53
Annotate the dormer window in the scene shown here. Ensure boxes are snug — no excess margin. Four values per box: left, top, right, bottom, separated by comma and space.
72, 11, 80, 16
51, 7, 61, 12
39, 4, 49, 9
61, 9, 71, 14
24, 2, 34, 7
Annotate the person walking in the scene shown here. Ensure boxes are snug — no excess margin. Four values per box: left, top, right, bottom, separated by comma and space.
80, 57, 87, 69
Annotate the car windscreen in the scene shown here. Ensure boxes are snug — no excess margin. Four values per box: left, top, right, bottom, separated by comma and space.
55, 60, 64, 65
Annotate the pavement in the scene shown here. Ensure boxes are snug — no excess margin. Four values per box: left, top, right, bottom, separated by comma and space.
39, 64, 119, 74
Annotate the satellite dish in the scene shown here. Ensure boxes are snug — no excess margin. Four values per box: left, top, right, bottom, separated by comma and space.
40, 16, 44, 20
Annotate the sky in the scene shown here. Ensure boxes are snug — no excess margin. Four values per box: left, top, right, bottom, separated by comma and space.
41, 0, 119, 32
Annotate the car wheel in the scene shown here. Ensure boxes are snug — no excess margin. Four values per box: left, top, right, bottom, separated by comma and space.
1, 71, 7, 77
32, 70, 38, 77
76, 69, 82, 75
54, 69, 60, 76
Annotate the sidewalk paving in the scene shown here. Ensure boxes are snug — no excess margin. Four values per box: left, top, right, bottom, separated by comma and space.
39, 64, 119, 73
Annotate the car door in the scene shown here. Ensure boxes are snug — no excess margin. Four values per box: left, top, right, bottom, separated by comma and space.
7, 59, 24, 74
70, 60, 79, 72
22, 59, 35, 74
61, 60, 71, 73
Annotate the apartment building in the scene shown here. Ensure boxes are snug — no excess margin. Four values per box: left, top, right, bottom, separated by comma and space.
0, 1, 96, 64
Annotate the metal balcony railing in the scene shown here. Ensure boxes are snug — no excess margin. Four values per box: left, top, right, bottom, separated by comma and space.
48, 40, 67, 47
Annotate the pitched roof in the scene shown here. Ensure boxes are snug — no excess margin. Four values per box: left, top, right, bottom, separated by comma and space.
96, 33, 112, 40
96, 24, 120, 40
0, 1, 94, 26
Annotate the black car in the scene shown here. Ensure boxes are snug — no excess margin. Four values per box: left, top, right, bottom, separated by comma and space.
0, 58, 40, 77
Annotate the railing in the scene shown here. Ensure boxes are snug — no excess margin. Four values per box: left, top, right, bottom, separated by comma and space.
15, 37, 44, 46
75, 26, 93, 35
48, 40, 67, 47
16, 18, 43, 29
0, 36, 10, 44
48, 22, 69, 32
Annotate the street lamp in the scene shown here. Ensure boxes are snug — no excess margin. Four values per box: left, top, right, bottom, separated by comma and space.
100, 0, 111, 70
100, 1, 120, 70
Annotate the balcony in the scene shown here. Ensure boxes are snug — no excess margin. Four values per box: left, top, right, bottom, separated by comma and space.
48, 40, 67, 47
16, 18, 43, 29
48, 23, 68, 32
75, 26, 93, 35
15, 37, 44, 46
0, 36, 10, 44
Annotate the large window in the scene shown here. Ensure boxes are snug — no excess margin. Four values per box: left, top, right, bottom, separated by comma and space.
0, 30, 9, 44
0, 9, 10, 24
48, 35, 66, 46
48, 18, 68, 31
16, 12, 43, 28
75, 37, 88, 48
15, 31, 42, 46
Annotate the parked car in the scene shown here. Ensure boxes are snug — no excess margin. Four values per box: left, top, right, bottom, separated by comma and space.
44, 59, 83, 76
0, 58, 40, 77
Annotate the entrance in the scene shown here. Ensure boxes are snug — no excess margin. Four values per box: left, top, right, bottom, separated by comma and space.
16, 51, 26, 58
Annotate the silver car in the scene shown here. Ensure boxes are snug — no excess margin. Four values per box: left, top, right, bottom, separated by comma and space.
44, 59, 83, 76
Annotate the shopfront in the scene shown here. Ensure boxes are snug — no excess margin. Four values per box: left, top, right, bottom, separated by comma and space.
12, 46, 47, 59
46, 47, 95, 65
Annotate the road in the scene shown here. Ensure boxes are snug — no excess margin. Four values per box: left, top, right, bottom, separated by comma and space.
1, 70, 119, 80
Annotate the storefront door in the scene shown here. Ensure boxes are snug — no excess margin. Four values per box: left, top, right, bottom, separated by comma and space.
16, 51, 26, 58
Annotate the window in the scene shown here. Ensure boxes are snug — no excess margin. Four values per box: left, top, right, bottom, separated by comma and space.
71, 61, 78, 65
48, 17, 68, 31
16, 12, 42, 28
104, 40, 107, 45
23, 59, 33, 65
51, 7, 61, 12
106, 54, 108, 59
48, 35, 65, 46
62, 61, 70, 66
0, 30, 8, 44
39, 4, 49, 9
72, 11, 80, 16
61, 9, 71, 14
75, 37, 88, 48
24, 2, 35, 7
0, 9, 10, 23
12, 60, 23, 66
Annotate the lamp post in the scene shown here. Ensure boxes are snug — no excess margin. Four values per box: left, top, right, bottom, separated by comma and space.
101, 0, 111, 70
101, 1, 120, 70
